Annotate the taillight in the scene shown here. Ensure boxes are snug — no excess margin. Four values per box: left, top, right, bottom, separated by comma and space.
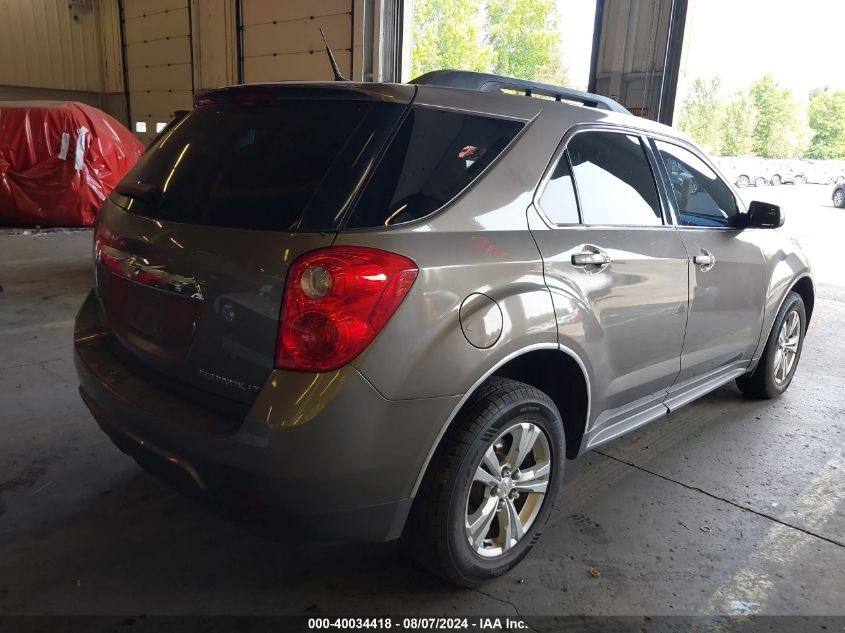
276, 247, 418, 372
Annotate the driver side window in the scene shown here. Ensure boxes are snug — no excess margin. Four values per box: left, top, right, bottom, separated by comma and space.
654, 141, 740, 228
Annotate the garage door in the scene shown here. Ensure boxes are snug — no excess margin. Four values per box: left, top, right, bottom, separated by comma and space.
240, 0, 352, 83
122, 0, 194, 145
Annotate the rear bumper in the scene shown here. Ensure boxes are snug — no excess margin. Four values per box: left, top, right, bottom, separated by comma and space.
74, 290, 461, 541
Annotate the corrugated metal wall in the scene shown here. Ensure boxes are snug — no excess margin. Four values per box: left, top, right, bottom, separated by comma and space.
240, 0, 354, 82
0, 0, 102, 92
0, 0, 367, 132
590, 0, 688, 123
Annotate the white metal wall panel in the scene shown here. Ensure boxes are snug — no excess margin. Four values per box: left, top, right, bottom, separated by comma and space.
123, 0, 186, 19
194, 0, 238, 90
124, 7, 190, 43
241, 0, 353, 83
241, 0, 351, 25
122, 0, 193, 144
127, 64, 192, 93
0, 0, 101, 92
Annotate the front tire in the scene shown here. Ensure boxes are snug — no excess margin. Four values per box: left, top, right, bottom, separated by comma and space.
736, 175, 750, 188
834, 189, 845, 209
737, 292, 806, 399
770, 174, 782, 186
404, 378, 565, 587
754, 176, 767, 187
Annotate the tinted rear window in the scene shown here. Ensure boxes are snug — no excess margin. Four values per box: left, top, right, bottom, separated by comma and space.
346, 106, 523, 228
115, 100, 404, 232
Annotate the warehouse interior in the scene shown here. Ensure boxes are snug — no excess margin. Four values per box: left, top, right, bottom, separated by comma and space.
1, 0, 844, 626
0, 0, 690, 137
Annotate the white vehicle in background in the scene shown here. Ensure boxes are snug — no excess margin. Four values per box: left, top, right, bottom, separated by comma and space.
793, 160, 838, 185
717, 157, 772, 188
769, 161, 806, 186
822, 160, 845, 184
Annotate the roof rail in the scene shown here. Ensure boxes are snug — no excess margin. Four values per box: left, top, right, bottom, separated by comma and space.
411, 70, 630, 115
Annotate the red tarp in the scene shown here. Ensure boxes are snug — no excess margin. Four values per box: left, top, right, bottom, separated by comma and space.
0, 101, 144, 227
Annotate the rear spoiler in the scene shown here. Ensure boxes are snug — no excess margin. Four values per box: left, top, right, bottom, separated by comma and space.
194, 83, 416, 107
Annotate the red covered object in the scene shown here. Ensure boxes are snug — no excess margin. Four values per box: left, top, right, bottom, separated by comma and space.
0, 101, 144, 227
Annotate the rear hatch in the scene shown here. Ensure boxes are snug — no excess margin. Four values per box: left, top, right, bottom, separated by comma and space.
94, 84, 413, 406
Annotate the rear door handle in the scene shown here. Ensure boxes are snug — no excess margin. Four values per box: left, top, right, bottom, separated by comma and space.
693, 250, 716, 271
571, 251, 611, 266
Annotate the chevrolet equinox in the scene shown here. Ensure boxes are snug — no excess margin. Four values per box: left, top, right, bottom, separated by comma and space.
74, 70, 813, 586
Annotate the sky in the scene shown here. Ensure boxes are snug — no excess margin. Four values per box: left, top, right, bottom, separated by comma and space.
557, 0, 597, 90
676, 0, 845, 103
556, 0, 845, 101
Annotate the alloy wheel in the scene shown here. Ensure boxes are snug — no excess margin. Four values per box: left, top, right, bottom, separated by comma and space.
773, 310, 801, 385
465, 422, 551, 557
834, 190, 845, 208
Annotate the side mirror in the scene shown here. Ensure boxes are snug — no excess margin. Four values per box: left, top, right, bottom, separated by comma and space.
747, 201, 784, 229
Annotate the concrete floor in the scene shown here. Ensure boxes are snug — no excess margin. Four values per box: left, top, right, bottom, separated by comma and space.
1, 187, 844, 617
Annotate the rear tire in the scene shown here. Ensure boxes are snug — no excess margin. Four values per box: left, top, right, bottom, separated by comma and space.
834, 189, 845, 209
754, 177, 767, 187
403, 377, 565, 587
737, 292, 806, 399
770, 174, 781, 186
736, 175, 750, 188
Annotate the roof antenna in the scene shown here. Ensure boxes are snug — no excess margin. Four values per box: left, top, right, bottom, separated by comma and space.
319, 27, 347, 81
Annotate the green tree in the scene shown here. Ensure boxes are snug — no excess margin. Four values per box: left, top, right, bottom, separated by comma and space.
749, 75, 807, 159
678, 77, 723, 154
720, 90, 756, 156
410, 0, 492, 78
806, 88, 845, 159
485, 0, 568, 85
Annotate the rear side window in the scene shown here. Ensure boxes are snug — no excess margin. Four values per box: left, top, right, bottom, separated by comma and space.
115, 100, 404, 232
346, 106, 523, 228
654, 140, 740, 228
568, 132, 663, 226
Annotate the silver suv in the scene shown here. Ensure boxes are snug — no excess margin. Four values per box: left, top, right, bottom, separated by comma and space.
74, 70, 813, 587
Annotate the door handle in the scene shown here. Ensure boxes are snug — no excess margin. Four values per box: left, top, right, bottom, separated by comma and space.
693, 250, 716, 271
571, 251, 611, 266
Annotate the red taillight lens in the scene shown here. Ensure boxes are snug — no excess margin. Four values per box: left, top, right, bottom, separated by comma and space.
276, 247, 418, 372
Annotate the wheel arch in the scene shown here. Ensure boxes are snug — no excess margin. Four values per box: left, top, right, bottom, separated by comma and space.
408, 344, 591, 499
791, 275, 815, 326
750, 273, 814, 372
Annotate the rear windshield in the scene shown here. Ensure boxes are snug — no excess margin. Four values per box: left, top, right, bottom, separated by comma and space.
114, 100, 405, 232
346, 106, 524, 228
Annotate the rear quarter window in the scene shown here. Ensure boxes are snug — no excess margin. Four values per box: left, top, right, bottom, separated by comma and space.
345, 106, 524, 229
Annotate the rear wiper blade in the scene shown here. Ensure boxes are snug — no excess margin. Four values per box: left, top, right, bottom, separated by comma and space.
115, 182, 165, 204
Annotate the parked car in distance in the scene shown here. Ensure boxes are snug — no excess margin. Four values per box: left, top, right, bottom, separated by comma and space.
75, 70, 815, 587
716, 156, 771, 187
796, 159, 836, 185
834, 181, 845, 208
769, 161, 806, 186
823, 160, 845, 184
